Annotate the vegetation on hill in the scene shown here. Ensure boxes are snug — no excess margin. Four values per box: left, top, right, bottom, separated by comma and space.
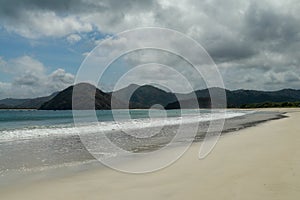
0, 92, 58, 109
1, 83, 300, 110
240, 102, 300, 108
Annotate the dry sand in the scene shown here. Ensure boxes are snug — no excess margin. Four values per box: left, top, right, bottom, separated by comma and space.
1, 108, 300, 200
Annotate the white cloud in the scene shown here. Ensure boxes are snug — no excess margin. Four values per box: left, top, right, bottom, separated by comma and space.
3, 10, 92, 38
0, 0, 300, 91
112, 63, 197, 93
0, 56, 74, 99
66, 34, 82, 44
6, 56, 45, 74
87, 34, 210, 92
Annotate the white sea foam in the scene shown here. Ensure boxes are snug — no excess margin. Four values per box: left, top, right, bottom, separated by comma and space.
0, 110, 250, 142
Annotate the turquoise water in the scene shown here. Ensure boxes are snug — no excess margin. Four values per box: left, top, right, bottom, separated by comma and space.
0, 109, 203, 131
0, 109, 249, 142
0, 108, 284, 187
0, 110, 75, 130
0, 109, 252, 175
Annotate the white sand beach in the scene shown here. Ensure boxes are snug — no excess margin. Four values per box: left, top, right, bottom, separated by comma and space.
1, 108, 300, 200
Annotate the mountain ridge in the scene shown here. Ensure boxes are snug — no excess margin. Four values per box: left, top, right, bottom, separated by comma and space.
1, 83, 300, 110
0, 92, 58, 109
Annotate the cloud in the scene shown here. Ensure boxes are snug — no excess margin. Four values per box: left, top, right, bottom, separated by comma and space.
244, 2, 299, 43
0, 0, 300, 91
47, 68, 75, 91
0, 0, 155, 38
3, 56, 45, 74
79, 31, 217, 92
66, 34, 82, 44
112, 63, 197, 93
0, 56, 74, 99
1, 8, 92, 38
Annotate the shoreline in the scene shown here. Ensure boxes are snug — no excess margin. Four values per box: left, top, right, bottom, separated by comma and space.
0, 110, 287, 183
1, 108, 299, 199
0, 110, 284, 171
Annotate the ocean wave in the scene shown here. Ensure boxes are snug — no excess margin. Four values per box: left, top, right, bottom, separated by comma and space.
0, 110, 250, 142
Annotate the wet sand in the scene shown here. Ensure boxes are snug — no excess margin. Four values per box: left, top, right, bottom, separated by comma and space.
1, 108, 300, 200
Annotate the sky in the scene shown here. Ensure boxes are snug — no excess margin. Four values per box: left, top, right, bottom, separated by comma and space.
0, 0, 300, 99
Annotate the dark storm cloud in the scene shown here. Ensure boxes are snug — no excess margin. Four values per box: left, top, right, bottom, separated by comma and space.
207, 40, 256, 63
0, 0, 159, 37
0, 0, 86, 22
0, 0, 156, 17
244, 3, 299, 43
242, 1, 300, 62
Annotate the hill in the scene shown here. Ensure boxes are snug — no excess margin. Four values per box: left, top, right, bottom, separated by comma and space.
2, 83, 300, 110
39, 83, 119, 110
0, 92, 58, 109
165, 88, 300, 109
39, 83, 178, 110
165, 97, 211, 109
227, 89, 300, 107
112, 84, 177, 109
240, 101, 300, 108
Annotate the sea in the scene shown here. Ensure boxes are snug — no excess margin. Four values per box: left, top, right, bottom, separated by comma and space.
0, 109, 283, 185
0, 109, 248, 142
